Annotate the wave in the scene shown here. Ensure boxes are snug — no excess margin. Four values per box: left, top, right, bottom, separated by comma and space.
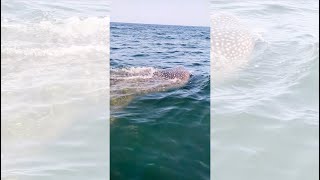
1, 16, 109, 45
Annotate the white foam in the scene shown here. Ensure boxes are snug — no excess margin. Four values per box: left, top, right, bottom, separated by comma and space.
111, 67, 157, 80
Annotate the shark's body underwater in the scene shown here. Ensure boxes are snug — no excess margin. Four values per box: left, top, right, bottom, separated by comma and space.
110, 66, 191, 110
211, 13, 255, 78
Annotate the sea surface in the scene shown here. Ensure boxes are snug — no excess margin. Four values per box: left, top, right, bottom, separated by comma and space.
1, 0, 110, 179
110, 22, 210, 180
210, 1, 319, 180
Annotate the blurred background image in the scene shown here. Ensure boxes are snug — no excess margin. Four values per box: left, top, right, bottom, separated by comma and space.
1, 0, 110, 179
210, 0, 319, 179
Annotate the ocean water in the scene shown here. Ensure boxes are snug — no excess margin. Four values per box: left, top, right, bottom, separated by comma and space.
210, 1, 319, 180
110, 23, 210, 180
1, 0, 110, 179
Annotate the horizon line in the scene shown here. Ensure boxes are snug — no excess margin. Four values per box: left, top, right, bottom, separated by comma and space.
110, 21, 209, 28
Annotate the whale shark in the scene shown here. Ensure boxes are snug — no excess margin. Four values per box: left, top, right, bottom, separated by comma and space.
110, 66, 191, 110
211, 13, 255, 79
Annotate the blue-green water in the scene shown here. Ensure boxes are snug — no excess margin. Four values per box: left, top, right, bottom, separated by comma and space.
110, 23, 210, 180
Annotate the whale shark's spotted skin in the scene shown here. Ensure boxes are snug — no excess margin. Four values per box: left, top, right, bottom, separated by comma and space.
154, 66, 190, 81
211, 14, 255, 75
110, 66, 190, 110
